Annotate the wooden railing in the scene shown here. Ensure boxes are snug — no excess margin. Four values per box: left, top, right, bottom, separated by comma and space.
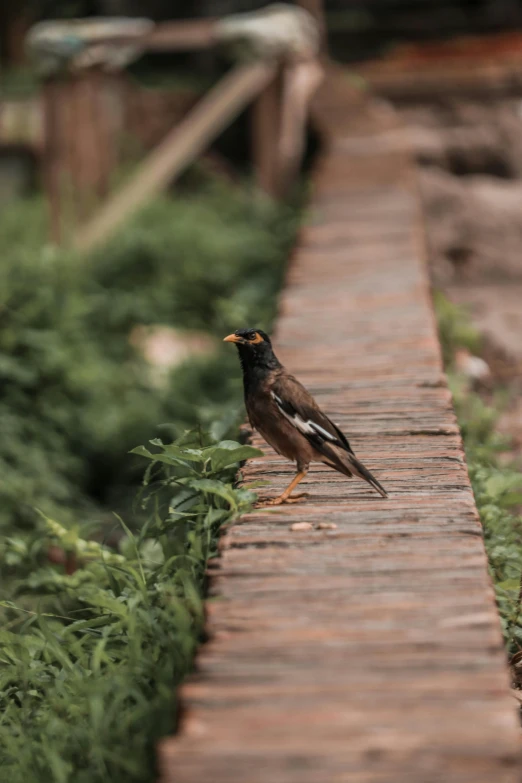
72, 61, 278, 252
37, 6, 325, 250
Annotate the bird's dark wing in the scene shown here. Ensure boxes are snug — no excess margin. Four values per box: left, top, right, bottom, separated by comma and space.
271, 374, 353, 452
271, 374, 387, 498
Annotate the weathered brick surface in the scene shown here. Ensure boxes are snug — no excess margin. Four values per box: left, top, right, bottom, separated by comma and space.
159, 67, 521, 783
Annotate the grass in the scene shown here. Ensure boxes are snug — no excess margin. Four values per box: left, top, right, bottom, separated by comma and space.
434, 292, 522, 652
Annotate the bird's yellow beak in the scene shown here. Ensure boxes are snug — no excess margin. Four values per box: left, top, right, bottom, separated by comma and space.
223, 334, 242, 343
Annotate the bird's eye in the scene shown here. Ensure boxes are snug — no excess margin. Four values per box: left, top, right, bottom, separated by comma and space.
248, 331, 257, 341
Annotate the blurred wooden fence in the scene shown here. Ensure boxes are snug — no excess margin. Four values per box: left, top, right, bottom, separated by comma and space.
37, 7, 325, 251
72, 60, 279, 252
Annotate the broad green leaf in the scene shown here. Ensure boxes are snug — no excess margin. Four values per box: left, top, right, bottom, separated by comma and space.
188, 479, 238, 509
497, 578, 521, 591
210, 445, 263, 472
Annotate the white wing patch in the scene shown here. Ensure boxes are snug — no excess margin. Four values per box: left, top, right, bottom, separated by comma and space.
310, 421, 337, 442
271, 391, 337, 442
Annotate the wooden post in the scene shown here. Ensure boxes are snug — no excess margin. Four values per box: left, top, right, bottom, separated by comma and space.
75, 70, 114, 213
251, 3, 325, 198
251, 71, 283, 199
277, 59, 324, 197
42, 78, 64, 244
41, 69, 121, 244
296, 0, 327, 55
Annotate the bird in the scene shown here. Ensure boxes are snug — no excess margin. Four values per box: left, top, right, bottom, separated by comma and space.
224, 328, 388, 505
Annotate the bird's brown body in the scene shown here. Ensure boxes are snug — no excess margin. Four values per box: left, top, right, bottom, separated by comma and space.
246, 369, 316, 470
224, 328, 387, 505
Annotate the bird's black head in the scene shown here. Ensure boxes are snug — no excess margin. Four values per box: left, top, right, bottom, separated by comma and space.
223, 328, 280, 383
224, 328, 271, 348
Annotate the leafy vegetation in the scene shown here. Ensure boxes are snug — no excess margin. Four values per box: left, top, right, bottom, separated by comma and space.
0, 67, 40, 99
0, 174, 299, 781
434, 292, 522, 651
0, 173, 300, 779
0, 180, 298, 534
0, 435, 261, 783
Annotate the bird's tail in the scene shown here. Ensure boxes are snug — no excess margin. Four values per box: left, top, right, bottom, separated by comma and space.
327, 446, 388, 498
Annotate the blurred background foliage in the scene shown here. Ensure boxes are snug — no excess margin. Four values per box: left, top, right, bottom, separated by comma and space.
0, 175, 300, 538
0, 168, 301, 780
435, 292, 522, 651
0, 3, 304, 775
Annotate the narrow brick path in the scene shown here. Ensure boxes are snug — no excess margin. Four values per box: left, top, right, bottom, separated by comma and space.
160, 68, 521, 782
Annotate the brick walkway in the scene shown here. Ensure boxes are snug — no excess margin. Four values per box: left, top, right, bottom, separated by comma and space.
160, 68, 521, 783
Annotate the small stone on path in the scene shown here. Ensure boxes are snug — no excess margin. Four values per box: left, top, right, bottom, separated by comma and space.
289, 522, 313, 532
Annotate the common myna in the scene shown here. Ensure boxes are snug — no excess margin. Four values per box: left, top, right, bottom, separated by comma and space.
224, 328, 388, 505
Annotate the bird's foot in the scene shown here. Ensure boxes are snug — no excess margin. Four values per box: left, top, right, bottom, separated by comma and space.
284, 492, 309, 504
256, 493, 309, 507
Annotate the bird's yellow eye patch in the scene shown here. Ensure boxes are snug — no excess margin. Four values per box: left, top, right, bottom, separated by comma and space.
249, 332, 264, 344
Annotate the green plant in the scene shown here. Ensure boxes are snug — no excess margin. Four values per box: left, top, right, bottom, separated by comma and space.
434, 292, 522, 650
0, 171, 299, 781
0, 435, 261, 783
433, 290, 481, 367
0, 68, 40, 99
0, 181, 299, 535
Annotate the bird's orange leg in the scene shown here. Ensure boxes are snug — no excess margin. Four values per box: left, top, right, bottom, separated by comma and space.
262, 470, 308, 506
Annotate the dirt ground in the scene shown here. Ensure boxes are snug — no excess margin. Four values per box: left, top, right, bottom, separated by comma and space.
396, 97, 522, 458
